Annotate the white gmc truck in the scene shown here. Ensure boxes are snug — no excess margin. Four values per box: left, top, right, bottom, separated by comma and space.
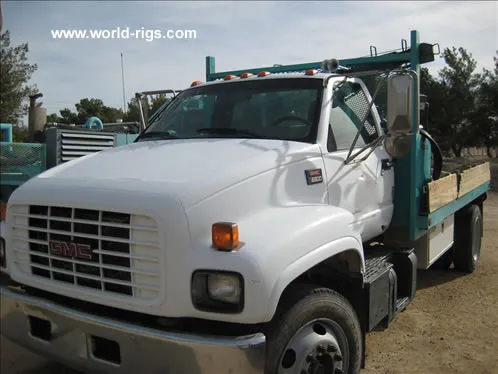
0, 31, 491, 374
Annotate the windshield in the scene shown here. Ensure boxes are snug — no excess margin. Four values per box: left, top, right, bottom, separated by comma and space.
137, 78, 323, 143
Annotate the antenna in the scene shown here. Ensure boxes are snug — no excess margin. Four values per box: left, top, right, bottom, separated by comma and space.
0, 0, 4, 32
121, 52, 127, 114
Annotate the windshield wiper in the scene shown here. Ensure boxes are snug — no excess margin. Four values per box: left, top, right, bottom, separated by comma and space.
196, 127, 261, 138
135, 131, 178, 142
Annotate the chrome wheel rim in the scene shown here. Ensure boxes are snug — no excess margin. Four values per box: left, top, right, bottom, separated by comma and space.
472, 215, 482, 264
278, 318, 349, 374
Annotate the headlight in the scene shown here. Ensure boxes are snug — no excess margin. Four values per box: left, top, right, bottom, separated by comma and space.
191, 271, 244, 313
207, 273, 241, 303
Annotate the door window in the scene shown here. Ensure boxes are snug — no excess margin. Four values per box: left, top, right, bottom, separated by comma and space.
328, 81, 379, 152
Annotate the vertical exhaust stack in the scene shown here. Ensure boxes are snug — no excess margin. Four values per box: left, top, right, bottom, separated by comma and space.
28, 93, 47, 142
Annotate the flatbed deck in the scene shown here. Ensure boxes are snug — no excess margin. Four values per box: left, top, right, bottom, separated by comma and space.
424, 160, 490, 213
441, 157, 491, 175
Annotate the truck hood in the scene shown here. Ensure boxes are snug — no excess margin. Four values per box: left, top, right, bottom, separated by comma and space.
37, 138, 323, 209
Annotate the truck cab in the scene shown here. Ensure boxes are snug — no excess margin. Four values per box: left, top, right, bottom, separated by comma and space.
0, 30, 490, 374
137, 70, 395, 243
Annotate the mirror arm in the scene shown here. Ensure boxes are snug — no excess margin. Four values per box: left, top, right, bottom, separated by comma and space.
136, 94, 147, 130
345, 77, 386, 162
345, 135, 385, 164
323, 69, 390, 87
142, 97, 149, 128
359, 136, 385, 161
345, 143, 371, 164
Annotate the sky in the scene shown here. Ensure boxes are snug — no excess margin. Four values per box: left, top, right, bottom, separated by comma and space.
2, 0, 497, 122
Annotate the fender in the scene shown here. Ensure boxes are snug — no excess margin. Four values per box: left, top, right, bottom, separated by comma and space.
264, 236, 364, 321
234, 204, 364, 323
0, 220, 8, 275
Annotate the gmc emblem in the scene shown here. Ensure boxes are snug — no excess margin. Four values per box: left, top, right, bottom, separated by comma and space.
49, 240, 93, 260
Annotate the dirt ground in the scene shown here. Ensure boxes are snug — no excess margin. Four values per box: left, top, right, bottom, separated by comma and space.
363, 191, 498, 374
1, 159, 497, 374
363, 158, 498, 374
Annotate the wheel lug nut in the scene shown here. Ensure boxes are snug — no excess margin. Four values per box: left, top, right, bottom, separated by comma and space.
327, 344, 337, 352
317, 344, 326, 352
334, 354, 343, 361
306, 354, 314, 362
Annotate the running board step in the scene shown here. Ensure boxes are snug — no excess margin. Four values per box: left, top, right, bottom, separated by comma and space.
395, 296, 411, 314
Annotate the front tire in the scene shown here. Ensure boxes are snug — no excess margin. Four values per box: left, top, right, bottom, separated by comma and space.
264, 284, 362, 374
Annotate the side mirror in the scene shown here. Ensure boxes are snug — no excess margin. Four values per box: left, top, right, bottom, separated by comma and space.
386, 74, 415, 133
385, 74, 416, 158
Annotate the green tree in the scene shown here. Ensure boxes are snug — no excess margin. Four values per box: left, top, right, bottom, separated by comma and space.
58, 108, 79, 124
122, 94, 171, 123
435, 47, 482, 157
473, 52, 498, 157
46, 113, 59, 123
0, 30, 38, 125
123, 97, 141, 122
74, 98, 106, 123
419, 67, 453, 153
48, 98, 125, 125
11, 124, 28, 142
100, 106, 123, 124
75, 98, 123, 124
150, 94, 171, 114
419, 50, 498, 158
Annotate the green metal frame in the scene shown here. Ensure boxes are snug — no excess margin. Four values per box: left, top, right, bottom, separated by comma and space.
205, 30, 488, 241
206, 45, 417, 81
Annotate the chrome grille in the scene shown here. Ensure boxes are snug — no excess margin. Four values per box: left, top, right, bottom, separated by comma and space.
10, 205, 161, 300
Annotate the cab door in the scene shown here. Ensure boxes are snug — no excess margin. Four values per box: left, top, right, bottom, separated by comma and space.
321, 78, 394, 241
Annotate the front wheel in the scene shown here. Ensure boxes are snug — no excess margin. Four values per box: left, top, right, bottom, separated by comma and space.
264, 284, 362, 374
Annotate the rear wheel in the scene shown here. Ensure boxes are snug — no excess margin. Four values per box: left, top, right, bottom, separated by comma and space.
453, 204, 482, 273
265, 284, 362, 374
432, 249, 453, 270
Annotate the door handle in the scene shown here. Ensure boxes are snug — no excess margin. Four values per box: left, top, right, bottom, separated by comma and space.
381, 159, 393, 175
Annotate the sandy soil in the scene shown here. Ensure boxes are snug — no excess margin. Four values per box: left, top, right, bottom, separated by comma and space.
361, 158, 498, 374
363, 191, 498, 374
1, 159, 497, 374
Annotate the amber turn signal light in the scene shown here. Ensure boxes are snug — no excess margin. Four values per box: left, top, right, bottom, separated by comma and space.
212, 222, 239, 251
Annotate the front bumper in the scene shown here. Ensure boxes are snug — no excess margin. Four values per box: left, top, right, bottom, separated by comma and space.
0, 286, 266, 374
